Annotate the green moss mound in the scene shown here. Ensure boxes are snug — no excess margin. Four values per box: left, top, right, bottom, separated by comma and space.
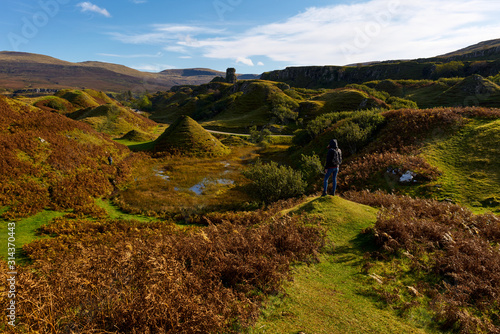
435, 74, 500, 107
56, 89, 101, 109
119, 129, 155, 142
310, 89, 388, 116
69, 103, 157, 137
33, 96, 74, 114
154, 115, 230, 156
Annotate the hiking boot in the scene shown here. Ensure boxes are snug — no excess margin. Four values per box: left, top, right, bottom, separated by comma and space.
321, 192, 327, 197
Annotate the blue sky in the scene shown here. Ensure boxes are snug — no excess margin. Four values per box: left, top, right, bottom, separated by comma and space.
1, 0, 500, 74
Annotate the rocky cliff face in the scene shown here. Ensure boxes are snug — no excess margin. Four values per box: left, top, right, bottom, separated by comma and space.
261, 59, 500, 88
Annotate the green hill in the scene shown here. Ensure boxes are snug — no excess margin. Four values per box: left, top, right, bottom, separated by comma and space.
150, 80, 392, 133
68, 103, 157, 137
306, 88, 389, 116
33, 89, 119, 115
434, 75, 500, 107
291, 106, 500, 214
422, 116, 500, 213
55, 89, 103, 109
364, 76, 500, 108
33, 95, 75, 114
150, 80, 298, 130
153, 115, 230, 156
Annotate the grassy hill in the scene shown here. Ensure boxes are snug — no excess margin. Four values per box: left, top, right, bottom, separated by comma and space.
434, 75, 500, 107
364, 75, 500, 108
68, 103, 157, 137
0, 95, 131, 219
291, 106, 500, 214
150, 80, 396, 133
154, 115, 230, 156
422, 117, 500, 213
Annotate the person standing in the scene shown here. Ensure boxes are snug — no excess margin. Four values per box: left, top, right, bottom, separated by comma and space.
322, 139, 342, 196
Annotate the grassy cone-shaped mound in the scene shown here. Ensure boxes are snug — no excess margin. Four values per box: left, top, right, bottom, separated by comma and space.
120, 129, 155, 142
154, 115, 230, 156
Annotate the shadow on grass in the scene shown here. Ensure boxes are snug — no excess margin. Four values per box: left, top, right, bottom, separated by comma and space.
128, 141, 155, 152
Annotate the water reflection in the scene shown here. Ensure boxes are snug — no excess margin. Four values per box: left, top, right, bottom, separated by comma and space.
154, 168, 170, 181
189, 178, 235, 195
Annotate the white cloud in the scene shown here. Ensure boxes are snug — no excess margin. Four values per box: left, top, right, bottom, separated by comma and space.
98, 52, 162, 58
110, 25, 224, 45
77, 2, 111, 18
192, 0, 500, 65
111, 0, 500, 67
131, 63, 176, 72
236, 57, 254, 66
257, 61, 264, 66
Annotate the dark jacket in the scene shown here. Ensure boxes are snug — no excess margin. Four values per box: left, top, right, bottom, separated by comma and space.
325, 139, 341, 169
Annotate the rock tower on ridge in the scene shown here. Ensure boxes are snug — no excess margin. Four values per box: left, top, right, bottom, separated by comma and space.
226, 68, 237, 83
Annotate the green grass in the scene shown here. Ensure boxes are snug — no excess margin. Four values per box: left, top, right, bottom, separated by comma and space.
0, 200, 161, 264
0, 209, 65, 263
94, 198, 160, 222
422, 118, 500, 213
250, 196, 434, 334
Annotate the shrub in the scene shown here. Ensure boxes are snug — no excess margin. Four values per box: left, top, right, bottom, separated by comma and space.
243, 160, 306, 204
343, 190, 500, 333
1, 215, 325, 333
249, 126, 272, 145
387, 96, 418, 109
299, 153, 324, 192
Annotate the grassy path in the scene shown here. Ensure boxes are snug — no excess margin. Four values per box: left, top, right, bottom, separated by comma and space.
250, 196, 432, 334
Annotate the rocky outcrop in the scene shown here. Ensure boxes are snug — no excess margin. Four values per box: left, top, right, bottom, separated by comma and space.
226, 68, 237, 83
261, 59, 500, 89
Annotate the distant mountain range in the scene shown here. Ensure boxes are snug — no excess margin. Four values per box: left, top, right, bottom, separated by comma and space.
1, 38, 499, 93
0, 51, 259, 93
